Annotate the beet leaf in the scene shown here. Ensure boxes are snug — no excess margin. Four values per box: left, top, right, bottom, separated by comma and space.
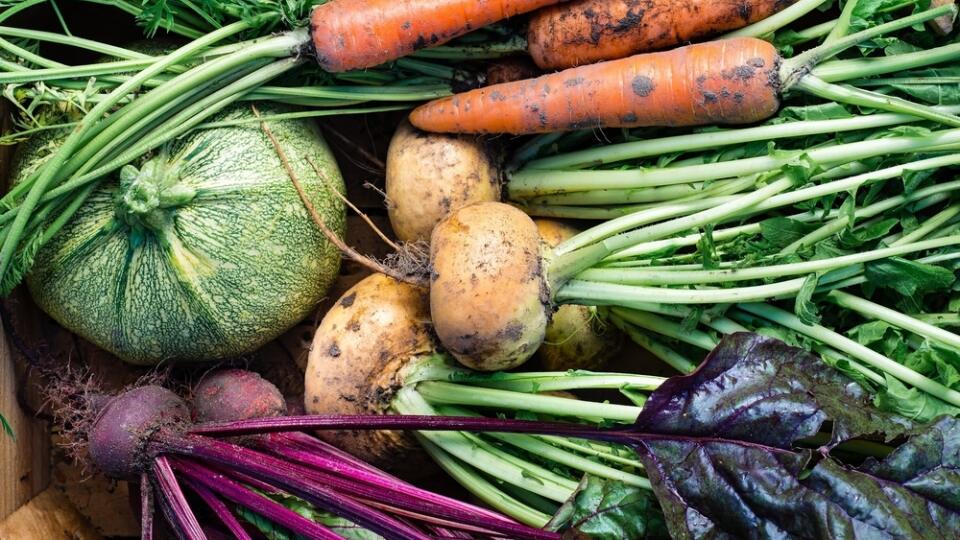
628, 332, 960, 539
547, 476, 667, 540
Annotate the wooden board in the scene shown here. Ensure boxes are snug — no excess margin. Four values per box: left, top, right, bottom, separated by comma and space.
0, 100, 50, 523
0, 488, 101, 540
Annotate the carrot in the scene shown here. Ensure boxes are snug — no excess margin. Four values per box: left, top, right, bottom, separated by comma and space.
527, 0, 798, 70
311, 0, 566, 72
411, 37, 781, 134
410, 5, 960, 134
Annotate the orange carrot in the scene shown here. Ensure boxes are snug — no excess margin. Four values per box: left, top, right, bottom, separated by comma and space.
311, 0, 566, 72
410, 37, 781, 134
527, 0, 798, 70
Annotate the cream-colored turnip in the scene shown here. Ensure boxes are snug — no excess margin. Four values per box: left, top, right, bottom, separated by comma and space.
304, 273, 435, 477
385, 121, 499, 243
429, 202, 550, 371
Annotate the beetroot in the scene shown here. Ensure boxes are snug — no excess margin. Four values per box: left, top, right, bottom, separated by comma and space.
192, 369, 285, 424
51, 370, 557, 540
88, 385, 189, 479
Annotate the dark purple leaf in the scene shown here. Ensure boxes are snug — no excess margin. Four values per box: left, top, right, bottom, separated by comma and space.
627, 333, 960, 540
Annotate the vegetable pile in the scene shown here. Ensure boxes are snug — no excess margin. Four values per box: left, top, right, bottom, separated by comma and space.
5, 0, 960, 538
60, 367, 555, 539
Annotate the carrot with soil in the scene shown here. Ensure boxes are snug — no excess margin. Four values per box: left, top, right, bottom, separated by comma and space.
410, 4, 960, 134
527, 0, 800, 70
311, 0, 566, 72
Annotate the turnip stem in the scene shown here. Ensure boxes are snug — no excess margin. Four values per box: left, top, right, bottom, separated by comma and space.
915, 313, 960, 327
438, 406, 650, 488
578, 236, 960, 286
523, 106, 960, 171
441, 370, 664, 393
735, 303, 960, 407
609, 316, 700, 373
826, 291, 960, 350
814, 41, 960, 82
609, 308, 717, 352
538, 435, 644, 468
557, 277, 809, 305
152, 456, 206, 540
417, 437, 553, 528
415, 381, 642, 422
392, 391, 579, 502
173, 459, 342, 540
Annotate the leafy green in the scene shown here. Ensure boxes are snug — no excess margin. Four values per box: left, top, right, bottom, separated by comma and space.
876, 374, 960, 421
864, 257, 956, 311
758, 217, 815, 248
626, 333, 960, 539
548, 476, 667, 540
236, 490, 382, 540
794, 273, 822, 325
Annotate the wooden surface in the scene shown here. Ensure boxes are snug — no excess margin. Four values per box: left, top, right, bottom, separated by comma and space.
0, 100, 50, 523
0, 488, 102, 540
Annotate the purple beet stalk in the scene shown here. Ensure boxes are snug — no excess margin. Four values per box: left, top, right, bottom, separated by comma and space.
81, 376, 558, 540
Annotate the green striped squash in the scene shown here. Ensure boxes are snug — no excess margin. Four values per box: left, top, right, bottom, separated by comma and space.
13, 105, 345, 365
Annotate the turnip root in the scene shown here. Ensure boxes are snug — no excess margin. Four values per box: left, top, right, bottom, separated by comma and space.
430, 202, 551, 371
385, 121, 500, 242
534, 220, 623, 371
304, 273, 436, 475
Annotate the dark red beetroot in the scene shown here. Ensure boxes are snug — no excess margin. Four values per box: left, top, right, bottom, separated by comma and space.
192, 369, 285, 424
88, 385, 190, 479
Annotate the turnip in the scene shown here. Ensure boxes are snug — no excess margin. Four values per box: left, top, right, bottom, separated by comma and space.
382, 126, 619, 371
305, 273, 663, 525
57, 367, 554, 540
385, 121, 500, 243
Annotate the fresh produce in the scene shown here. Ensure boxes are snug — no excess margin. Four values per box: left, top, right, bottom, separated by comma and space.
309, 0, 563, 72
52, 367, 554, 540
382, 125, 621, 369
410, 4, 959, 133
202, 332, 960, 539
305, 272, 663, 525
189, 368, 553, 540
0, 0, 540, 292
9, 104, 344, 364
385, 121, 500, 243
534, 219, 623, 371
527, 0, 801, 69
